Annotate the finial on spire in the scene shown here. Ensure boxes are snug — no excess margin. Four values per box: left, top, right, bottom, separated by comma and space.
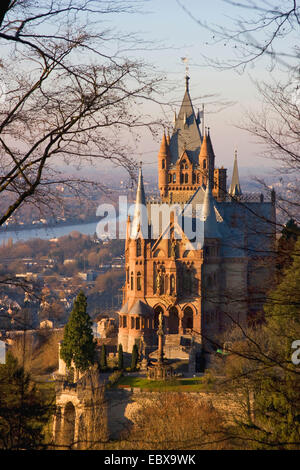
229, 149, 242, 197
181, 57, 190, 91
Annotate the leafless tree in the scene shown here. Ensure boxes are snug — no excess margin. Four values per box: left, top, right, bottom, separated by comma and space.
0, 1, 164, 227
177, 0, 300, 71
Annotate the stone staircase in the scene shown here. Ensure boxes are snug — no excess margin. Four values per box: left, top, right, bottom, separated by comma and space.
149, 334, 192, 360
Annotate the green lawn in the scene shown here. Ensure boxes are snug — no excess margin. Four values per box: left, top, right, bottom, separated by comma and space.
115, 375, 212, 392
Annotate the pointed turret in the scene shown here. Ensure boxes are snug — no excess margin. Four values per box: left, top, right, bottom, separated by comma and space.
202, 183, 221, 239
158, 132, 169, 198
158, 132, 168, 159
131, 163, 147, 239
199, 129, 215, 188
229, 150, 242, 197
168, 76, 202, 166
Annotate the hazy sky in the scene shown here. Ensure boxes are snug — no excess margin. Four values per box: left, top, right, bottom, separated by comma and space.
106, 0, 291, 176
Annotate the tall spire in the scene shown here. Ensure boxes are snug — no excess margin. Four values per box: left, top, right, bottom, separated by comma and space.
135, 162, 146, 207
131, 163, 147, 238
168, 75, 202, 166
202, 183, 221, 239
229, 150, 242, 197
158, 132, 168, 158
199, 129, 215, 189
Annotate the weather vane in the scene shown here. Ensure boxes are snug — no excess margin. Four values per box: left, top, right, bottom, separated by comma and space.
181, 57, 189, 77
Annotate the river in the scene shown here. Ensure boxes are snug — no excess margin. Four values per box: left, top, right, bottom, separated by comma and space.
0, 220, 100, 244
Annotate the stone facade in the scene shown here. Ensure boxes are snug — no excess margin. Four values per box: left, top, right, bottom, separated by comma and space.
118, 77, 276, 359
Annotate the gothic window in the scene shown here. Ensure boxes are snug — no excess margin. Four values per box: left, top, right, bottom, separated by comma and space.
170, 274, 175, 294
130, 272, 134, 290
183, 306, 194, 330
185, 173, 188, 183
172, 173, 176, 183
137, 272, 142, 291
192, 173, 196, 184
203, 159, 206, 169
165, 274, 169, 293
180, 173, 184, 184
136, 238, 141, 257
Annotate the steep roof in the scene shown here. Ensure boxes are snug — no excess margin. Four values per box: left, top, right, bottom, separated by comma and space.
229, 150, 242, 196
169, 77, 202, 165
131, 164, 147, 238
129, 300, 153, 316
201, 183, 222, 239
199, 131, 215, 162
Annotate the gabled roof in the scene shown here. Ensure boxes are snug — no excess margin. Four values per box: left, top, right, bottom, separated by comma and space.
169, 77, 202, 165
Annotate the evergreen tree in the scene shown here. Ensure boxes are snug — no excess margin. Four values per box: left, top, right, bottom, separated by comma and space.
220, 239, 300, 449
60, 291, 95, 372
0, 353, 53, 449
118, 344, 124, 371
131, 344, 139, 371
100, 344, 107, 371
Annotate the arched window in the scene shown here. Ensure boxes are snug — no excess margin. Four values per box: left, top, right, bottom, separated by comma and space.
137, 272, 142, 291
170, 274, 175, 294
130, 272, 134, 290
183, 306, 194, 330
136, 317, 140, 329
131, 317, 134, 329
192, 173, 196, 184
169, 174, 172, 183
123, 316, 127, 328
169, 306, 179, 334
203, 159, 206, 169
136, 238, 141, 257
185, 173, 188, 183
180, 173, 184, 184
172, 173, 176, 183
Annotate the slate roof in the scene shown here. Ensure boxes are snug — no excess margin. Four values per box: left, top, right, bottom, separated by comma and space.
128, 300, 153, 316
169, 79, 202, 166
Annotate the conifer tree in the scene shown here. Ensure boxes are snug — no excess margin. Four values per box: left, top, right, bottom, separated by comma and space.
118, 344, 124, 371
131, 344, 139, 371
0, 352, 53, 449
100, 344, 107, 371
60, 291, 95, 372
220, 239, 300, 449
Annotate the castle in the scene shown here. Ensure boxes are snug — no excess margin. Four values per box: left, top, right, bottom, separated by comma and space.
118, 76, 276, 365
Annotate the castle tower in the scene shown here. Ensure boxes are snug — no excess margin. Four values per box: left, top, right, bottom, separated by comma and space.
159, 77, 227, 203
158, 132, 169, 198
119, 165, 154, 353
229, 150, 242, 197
198, 129, 215, 190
